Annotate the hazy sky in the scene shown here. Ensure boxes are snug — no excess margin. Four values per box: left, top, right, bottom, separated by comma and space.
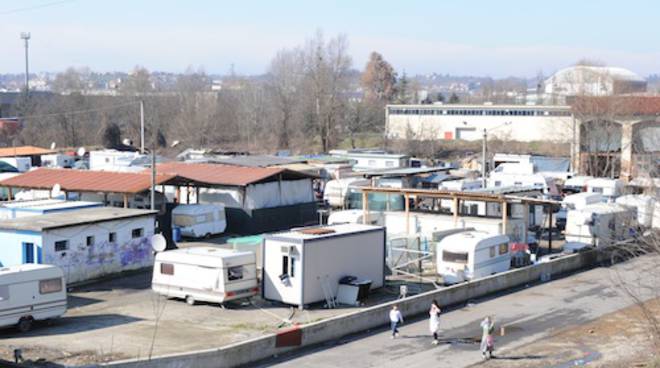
0, 0, 658, 77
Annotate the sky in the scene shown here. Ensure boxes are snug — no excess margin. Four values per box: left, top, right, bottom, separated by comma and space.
0, 0, 658, 78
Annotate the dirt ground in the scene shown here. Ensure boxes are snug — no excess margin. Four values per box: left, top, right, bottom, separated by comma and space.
474, 299, 660, 368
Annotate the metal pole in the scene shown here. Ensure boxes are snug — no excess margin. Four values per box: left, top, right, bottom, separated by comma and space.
151, 141, 156, 211
23, 36, 29, 94
140, 100, 145, 154
482, 128, 487, 187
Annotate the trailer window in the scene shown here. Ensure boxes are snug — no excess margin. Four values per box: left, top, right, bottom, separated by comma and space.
0, 285, 8, 302
132, 228, 144, 238
160, 263, 174, 275
490, 247, 496, 258
442, 251, 468, 264
39, 278, 62, 294
499, 243, 508, 255
109, 232, 117, 243
282, 255, 289, 276
173, 215, 195, 227
54, 240, 68, 252
290, 258, 295, 277
86, 236, 95, 247
227, 266, 243, 281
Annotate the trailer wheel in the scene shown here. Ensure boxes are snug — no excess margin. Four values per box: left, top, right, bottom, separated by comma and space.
186, 295, 196, 306
17, 317, 33, 333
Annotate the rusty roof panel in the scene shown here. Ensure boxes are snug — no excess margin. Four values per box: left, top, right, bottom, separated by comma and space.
0, 146, 55, 157
157, 162, 289, 186
0, 168, 176, 194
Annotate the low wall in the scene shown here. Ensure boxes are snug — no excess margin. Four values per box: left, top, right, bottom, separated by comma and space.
102, 249, 605, 368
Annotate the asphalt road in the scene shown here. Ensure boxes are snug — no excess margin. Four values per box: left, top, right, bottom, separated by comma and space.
259, 257, 647, 368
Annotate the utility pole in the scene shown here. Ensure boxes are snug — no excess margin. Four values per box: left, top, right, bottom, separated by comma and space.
482, 128, 487, 187
150, 125, 156, 211
20, 32, 30, 95
140, 100, 145, 154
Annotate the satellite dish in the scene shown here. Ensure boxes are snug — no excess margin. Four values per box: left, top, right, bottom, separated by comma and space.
77, 147, 86, 157
151, 234, 167, 252
171, 140, 180, 148
51, 183, 62, 198
50, 142, 57, 150
122, 138, 133, 146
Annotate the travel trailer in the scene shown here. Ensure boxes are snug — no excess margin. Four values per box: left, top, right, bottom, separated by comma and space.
0, 264, 67, 332
436, 231, 511, 284
40, 154, 74, 168
616, 195, 659, 229
585, 178, 623, 200
262, 224, 385, 309
565, 203, 637, 246
172, 204, 226, 238
562, 176, 593, 194
152, 247, 258, 305
327, 209, 384, 226
323, 178, 369, 208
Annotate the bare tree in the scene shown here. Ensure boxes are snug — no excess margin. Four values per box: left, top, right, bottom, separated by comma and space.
266, 49, 305, 149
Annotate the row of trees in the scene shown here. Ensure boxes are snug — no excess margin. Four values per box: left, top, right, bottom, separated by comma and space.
14, 32, 415, 153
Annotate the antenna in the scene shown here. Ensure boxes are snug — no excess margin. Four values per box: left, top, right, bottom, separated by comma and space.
151, 234, 167, 252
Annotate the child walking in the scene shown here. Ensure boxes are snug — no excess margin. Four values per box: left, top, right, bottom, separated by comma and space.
429, 300, 441, 345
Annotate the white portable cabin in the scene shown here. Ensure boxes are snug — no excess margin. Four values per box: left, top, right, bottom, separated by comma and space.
172, 204, 226, 238
563, 192, 603, 210
0, 264, 67, 332
40, 154, 74, 168
615, 195, 659, 229
323, 178, 369, 208
436, 231, 511, 284
0, 157, 31, 172
565, 203, 637, 246
586, 178, 623, 200
152, 247, 258, 305
262, 223, 385, 309
327, 209, 384, 226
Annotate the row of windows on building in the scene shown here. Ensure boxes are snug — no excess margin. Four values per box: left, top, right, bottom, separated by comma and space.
388, 108, 572, 117
53, 227, 145, 252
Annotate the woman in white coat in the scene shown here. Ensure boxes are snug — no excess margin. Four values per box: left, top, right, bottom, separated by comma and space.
429, 300, 441, 345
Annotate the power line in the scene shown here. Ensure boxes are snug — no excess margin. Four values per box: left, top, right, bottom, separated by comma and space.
0, 0, 76, 15
6, 100, 141, 120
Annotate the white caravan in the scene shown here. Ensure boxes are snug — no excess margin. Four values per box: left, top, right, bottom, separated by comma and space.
436, 231, 511, 284
327, 209, 384, 226
563, 192, 603, 210
0, 264, 67, 332
323, 178, 369, 208
585, 178, 623, 200
152, 247, 258, 305
616, 195, 659, 229
565, 203, 637, 246
171, 204, 226, 238
40, 154, 74, 168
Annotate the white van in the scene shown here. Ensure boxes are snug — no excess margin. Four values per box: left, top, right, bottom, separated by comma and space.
436, 231, 511, 284
0, 264, 67, 332
152, 247, 258, 305
172, 204, 226, 238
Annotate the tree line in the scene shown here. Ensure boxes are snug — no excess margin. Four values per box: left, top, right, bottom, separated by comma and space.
12, 32, 419, 154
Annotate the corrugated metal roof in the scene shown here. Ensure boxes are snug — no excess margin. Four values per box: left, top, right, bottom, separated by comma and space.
157, 162, 308, 187
213, 155, 304, 168
0, 168, 176, 194
0, 207, 156, 232
0, 146, 55, 158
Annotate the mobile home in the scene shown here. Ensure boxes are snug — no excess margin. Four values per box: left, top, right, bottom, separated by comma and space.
586, 178, 623, 200
0, 264, 66, 332
565, 203, 637, 246
615, 195, 659, 229
323, 178, 369, 208
262, 224, 385, 309
152, 247, 258, 305
172, 204, 226, 238
40, 154, 74, 168
0, 207, 157, 284
436, 231, 511, 284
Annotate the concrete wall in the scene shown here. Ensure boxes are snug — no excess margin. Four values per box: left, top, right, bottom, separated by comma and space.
102, 249, 604, 368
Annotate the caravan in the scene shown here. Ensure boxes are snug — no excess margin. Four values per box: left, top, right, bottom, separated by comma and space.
0, 264, 67, 332
152, 247, 258, 305
172, 204, 226, 238
436, 231, 511, 284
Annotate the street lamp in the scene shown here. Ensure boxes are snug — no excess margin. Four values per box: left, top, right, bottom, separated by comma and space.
20, 32, 31, 94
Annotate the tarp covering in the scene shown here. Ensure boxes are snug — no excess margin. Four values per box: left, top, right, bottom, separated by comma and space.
200, 179, 314, 211
532, 157, 570, 173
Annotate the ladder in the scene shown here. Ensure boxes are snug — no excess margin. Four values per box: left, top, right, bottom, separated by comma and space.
319, 276, 336, 309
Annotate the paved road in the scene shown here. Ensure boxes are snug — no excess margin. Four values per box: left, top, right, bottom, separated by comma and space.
259, 258, 645, 368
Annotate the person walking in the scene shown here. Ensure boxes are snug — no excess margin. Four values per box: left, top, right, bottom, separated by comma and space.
389, 305, 403, 339
429, 300, 441, 345
480, 316, 495, 359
